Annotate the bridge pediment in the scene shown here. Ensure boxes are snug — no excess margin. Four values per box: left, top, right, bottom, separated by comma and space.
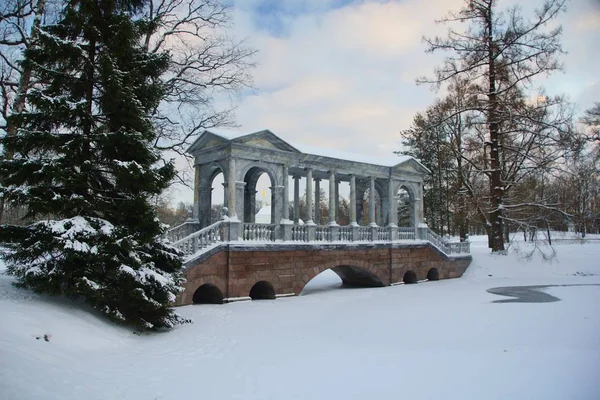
232, 130, 300, 153
187, 131, 231, 153
188, 129, 300, 154
392, 158, 430, 175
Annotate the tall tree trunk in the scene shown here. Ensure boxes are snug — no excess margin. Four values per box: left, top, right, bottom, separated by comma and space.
486, 7, 505, 252
0, 0, 46, 224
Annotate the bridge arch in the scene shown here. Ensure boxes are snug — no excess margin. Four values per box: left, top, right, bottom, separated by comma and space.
403, 270, 417, 284
250, 280, 276, 300
192, 283, 224, 304
427, 267, 440, 281
296, 259, 387, 295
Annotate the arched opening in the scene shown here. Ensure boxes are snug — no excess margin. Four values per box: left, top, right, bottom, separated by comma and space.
244, 167, 274, 224
249, 281, 276, 300
333, 265, 385, 287
210, 170, 225, 224
397, 186, 413, 227
403, 270, 417, 284
427, 268, 439, 281
192, 284, 224, 304
300, 265, 384, 296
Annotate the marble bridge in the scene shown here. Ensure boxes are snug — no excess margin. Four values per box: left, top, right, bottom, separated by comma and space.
167, 129, 472, 304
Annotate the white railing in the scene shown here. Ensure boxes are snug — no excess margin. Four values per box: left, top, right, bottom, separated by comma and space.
357, 226, 371, 241
243, 223, 275, 241
315, 226, 330, 242
338, 226, 352, 241
172, 221, 223, 256
291, 225, 308, 241
165, 219, 201, 242
444, 241, 471, 254
376, 227, 389, 241
423, 228, 470, 254
171, 221, 470, 260
398, 227, 416, 240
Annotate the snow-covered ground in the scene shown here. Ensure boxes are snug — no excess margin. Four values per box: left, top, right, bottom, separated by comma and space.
1, 236, 600, 400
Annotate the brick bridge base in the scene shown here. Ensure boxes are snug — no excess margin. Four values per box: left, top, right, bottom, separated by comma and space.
176, 243, 472, 305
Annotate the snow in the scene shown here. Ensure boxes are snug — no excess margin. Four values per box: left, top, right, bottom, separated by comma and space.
44, 216, 114, 240
1, 237, 600, 400
203, 128, 415, 167
293, 141, 412, 167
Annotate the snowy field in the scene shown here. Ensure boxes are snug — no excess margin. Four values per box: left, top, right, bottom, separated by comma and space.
1, 235, 600, 400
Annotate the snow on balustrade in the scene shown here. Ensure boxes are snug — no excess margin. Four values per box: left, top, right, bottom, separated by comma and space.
243, 223, 275, 241
168, 220, 470, 261
424, 228, 470, 254
165, 220, 201, 243
398, 227, 416, 240
445, 241, 471, 254
171, 221, 223, 257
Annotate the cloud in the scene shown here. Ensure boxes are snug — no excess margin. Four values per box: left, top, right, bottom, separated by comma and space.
226, 0, 463, 160
172, 0, 600, 203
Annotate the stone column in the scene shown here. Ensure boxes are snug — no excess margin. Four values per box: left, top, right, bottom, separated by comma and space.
271, 185, 284, 225
369, 177, 376, 226
415, 182, 425, 225
192, 164, 200, 221
244, 188, 256, 223
235, 181, 245, 224
226, 158, 240, 240
281, 164, 290, 222
350, 175, 358, 226
387, 179, 397, 227
198, 187, 212, 227
334, 180, 340, 224
227, 158, 236, 219
305, 168, 314, 224
293, 174, 300, 224
314, 178, 321, 225
328, 171, 337, 226
387, 178, 398, 240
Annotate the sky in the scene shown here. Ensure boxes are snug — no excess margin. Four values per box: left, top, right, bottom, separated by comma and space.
172, 0, 600, 205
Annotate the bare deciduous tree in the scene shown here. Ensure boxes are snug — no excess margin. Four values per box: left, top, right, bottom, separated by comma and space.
0, 0, 47, 224
143, 0, 255, 186
418, 0, 574, 252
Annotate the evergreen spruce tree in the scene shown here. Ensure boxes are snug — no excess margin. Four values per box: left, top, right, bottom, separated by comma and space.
0, 0, 188, 330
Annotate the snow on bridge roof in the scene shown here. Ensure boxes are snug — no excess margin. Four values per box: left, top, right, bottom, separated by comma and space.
200, 128, 419, 169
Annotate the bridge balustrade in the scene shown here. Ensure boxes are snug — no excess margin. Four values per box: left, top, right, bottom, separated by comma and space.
376, 227, 390, 241
338, 226, 352, 241
398, 227, 416, 240
171, 220, 223, 256
291, 225, 308, 241
243, 223, 275, 241
168, 219, 470, 260
315, 226, 330, 242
